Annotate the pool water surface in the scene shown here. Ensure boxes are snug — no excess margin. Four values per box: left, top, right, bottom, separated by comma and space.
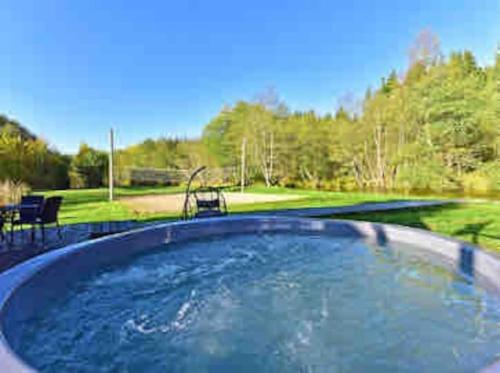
14, 233, 500, 372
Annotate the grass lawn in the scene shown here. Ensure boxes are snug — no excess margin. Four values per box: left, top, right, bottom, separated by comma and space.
332, 202, 500, 253
39, 185, 426, 224
41, 186, 185, 224
37, 185, 500, 253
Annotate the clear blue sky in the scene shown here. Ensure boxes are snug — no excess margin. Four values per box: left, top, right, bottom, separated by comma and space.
1, 0, 499, 153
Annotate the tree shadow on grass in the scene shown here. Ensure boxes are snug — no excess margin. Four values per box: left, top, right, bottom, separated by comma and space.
331, 203, 463, 231
453, 220, 500, 245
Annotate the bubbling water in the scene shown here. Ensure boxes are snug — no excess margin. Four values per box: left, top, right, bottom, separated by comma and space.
15, 233, 500, 372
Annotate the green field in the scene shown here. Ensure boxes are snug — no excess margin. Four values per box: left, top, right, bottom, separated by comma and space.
41, 186, 185, 224
40, 186, 426, 224
39, 186, 500, 253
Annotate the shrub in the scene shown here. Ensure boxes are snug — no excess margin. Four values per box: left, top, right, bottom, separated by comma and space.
0, 180, 30, 204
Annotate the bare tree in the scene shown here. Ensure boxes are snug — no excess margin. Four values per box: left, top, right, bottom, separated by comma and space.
254, 86, 282, 112
409, 28, 442, 67
258, 131, 274, 187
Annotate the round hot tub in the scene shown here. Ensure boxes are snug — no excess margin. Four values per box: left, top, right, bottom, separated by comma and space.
1, 217, 499, 372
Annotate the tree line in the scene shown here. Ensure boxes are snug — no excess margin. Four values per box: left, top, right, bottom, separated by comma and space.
0, 116, 70, 201
1, 31, 499, 196
201, 31, 500, 194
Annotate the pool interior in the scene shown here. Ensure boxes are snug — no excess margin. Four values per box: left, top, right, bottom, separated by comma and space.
9, 232, 500, 372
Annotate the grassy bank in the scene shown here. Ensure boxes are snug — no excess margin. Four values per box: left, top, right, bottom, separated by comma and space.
36, 186, 499, 253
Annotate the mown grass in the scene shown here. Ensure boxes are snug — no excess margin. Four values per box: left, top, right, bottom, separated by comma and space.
36, 185, 500, 253
38, 185, 424, 225
333, 202, 500, 253
40, 186, 184, 224
232, 185, 432, 212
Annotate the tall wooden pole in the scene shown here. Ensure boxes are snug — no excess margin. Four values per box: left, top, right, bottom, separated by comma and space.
109, 128, 114, 202
241, 137, 246, 193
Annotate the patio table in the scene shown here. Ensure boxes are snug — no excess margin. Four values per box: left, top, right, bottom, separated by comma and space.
0, 204, 20, 224
0, 205, 17, 242
0, 204, 40, 243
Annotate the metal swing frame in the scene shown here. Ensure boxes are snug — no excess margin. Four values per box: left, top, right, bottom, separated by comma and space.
181, 166, 228, 220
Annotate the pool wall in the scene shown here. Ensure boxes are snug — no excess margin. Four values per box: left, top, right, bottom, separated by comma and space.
0, 216, 499, 372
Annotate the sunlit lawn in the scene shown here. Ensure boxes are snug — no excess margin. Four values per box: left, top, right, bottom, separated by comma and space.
40, 186, 185, 224
231, 185, 433, 212
39, 185, 424, 224
37, 186, 500, 253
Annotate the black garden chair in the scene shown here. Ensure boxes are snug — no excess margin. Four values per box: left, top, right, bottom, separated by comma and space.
11, 195, 45, 241
37, 197, 63, 242
21, 195, 45, 208
0, 215, 4, 242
